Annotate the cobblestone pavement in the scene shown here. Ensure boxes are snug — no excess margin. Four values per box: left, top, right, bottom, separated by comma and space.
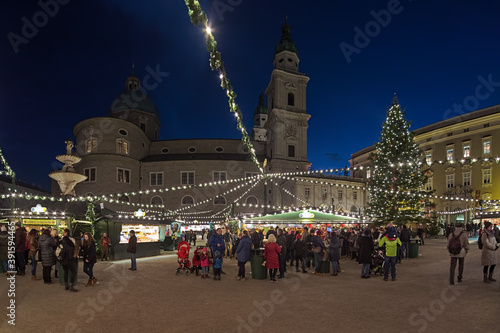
1, 237, 498, 333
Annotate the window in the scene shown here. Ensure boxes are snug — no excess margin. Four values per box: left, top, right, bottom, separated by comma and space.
446, 174, 454, 188
304, 187, 310, 198
214, 196, 226, 205
215, 146, 224, 153
151, 196, 163, 205
161, 148, 169, 154
116, 139, 129, 155
338, 190, 343, 200
119, 129, 128, 136
483, 140, 491, 154
426, 177, 433, 191
463, 145, 470, 158
353, 191, 358, 200
463, 171, 471, 186
84, 167, 96, 182
288, 92, 295, 106
446, 148, 454, 161
150, 172, 163, 186
188, 147, 197, 153
245, 172, 259, 179
288, 145, 295, 158
322, 188, 328, 200
425, 153, 432, 164
117, 168, 131, 184
366, 169, 371, 178
86, 139, 97, 153
483, 169, 491, 184
140, 122, 146, 132
213, 171, 227, 182
181, 171, 195, 185
246, 196, 258, 206
181, 195, 194, 205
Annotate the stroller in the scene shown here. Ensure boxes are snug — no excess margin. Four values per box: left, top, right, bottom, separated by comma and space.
370, 249, 385, 276
190, 246, 205, 276
176, 241, 191, 276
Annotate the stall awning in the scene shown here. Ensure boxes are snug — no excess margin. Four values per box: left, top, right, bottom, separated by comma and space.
242, 210, 358, 224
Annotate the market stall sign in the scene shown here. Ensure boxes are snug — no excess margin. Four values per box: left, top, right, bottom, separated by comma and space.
31, 204, 47, 213
134, 209, 146, 217
23, 219, 57, 225
299, 211, 315, 219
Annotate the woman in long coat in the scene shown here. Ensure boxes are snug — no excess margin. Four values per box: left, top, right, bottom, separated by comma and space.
358, 230, 374, 278
481, 222, 498, 283
264, 234, 281, 282
38, 229, 56, 284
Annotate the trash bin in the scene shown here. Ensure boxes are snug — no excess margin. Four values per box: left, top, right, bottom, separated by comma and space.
57, 260, 78, 285
409, 242, 419, 258
250, 248, 267, 280
164, 236, 174, 251
320, 261, 330, 274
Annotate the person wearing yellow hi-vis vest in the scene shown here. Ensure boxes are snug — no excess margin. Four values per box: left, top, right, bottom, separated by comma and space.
379, 228, 402, 281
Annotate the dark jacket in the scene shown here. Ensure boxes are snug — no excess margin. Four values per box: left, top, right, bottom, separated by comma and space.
251, 232, 262, 248
209, 233, 225, 254
328, 235, 340, 261
277, 234, 287, 255
127, 235, 137, 253
312, 235, 326, 254
60, 236, 76, 265
358, 235, 374, 264
266, 229, 277, 239
38, 233, 56, 267
0, 231, 8, 260
400, 228, 411, 242
83, 240, 97, 264
15, 228, 26, 253
236, 235, 252, 263
293, 239, 305, 257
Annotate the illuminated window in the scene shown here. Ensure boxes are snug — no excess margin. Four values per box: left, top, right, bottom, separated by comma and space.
483, 169, 491, 184
483, 141, 491, 154
150, 172, 163, 186
446, 174, 454, 188
426, 153, 432, 164
366, 169, 371, 178
446, 148, 454, 161
117, 168, 130, 184
181, 195, 194, 205
181, 171, 195, 185
86, 139, 97, 153
150, 196, 163, 205
213, 171, 227, 182
463, 172, 471, 186
84, 167, 96, 182
304, 187, 310, 198
116, 139, 129, 155
463, 145, 470, 158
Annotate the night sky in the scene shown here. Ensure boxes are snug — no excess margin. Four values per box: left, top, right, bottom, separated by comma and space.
1, 0, 500, 191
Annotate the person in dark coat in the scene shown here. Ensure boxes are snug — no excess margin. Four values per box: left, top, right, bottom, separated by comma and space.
264, 234, 281, 282
277, 229, 287, 278
250, 228, 261, 248
235, 230, 252, 281
312, 230, 326, 275
328, 231, 341, 276
127, 230, 137, 270
286, 230, 295, 266
0, 225, 9, 274
209, 228, 226, 274
38, 229, 56, 284
60, 229, 78, 292
358, 229, 374, 278
399, 225, 411, 259
82, 232, 98, 287
14, 222, 26, 276
293, 233, 307, 273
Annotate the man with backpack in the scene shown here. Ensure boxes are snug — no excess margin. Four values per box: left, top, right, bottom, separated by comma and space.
447, 222, 470, 285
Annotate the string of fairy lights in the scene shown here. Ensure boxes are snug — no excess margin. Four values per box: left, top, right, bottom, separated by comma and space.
0, 148, 16, 179
183, 0, 265, 176
211, 178, 262, 218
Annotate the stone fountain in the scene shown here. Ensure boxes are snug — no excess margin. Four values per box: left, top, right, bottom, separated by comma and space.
49, 140, 87, 196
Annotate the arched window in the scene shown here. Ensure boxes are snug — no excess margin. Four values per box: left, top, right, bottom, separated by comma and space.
118, 195, 129, 202
151, 196, 163, 205
288, 92, 295, 106
214, 196, 226, 205
246, 196, 258, 206
181, 195, 194, 205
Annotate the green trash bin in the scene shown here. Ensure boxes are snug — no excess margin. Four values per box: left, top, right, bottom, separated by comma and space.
57, 260, 78, 285
409, 242, 419, 258
250, 249, 267, 280
319, 260, 330, 274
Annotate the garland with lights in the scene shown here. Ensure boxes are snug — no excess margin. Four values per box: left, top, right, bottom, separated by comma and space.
183, 0, 265, 176
211, 178, 262, 217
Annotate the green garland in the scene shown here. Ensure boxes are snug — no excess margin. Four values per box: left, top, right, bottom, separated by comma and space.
183, 0, 265, 175
0, 147, 16, 179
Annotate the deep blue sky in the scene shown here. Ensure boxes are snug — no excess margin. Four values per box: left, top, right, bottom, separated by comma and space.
1, 0, 499, 191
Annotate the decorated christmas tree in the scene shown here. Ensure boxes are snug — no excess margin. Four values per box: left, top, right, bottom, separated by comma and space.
366, 96, 428, 225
